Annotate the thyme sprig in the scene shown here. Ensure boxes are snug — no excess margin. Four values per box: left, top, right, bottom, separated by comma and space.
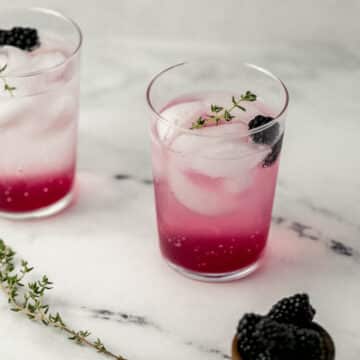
0, 239, 127, 360
190, 90, 257, 129
0, 64, 16, 96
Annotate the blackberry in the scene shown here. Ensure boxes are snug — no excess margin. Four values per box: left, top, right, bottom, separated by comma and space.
236, 313, 264, 359
237, 313, 263, 334
263, 134, 283, 167
254, 351, 272, 360
268, 293, 316, 326
0, 27, 39, 51
0, 30, 8, 44
294, 328, 326, 360
254, 318, 297, 359
248, 115, 279, 145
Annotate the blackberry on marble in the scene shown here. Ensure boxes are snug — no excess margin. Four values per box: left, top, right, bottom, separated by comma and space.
254, 351, 272, 360
236, 313, 264, 359
294, 328, 326, 360
0, 30, 8, 44
255, 318, 297, 358
268, 293, 316, 326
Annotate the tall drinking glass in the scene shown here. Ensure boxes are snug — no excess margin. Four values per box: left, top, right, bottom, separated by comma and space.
0, 8, 82, 219
147, 62, 289, 281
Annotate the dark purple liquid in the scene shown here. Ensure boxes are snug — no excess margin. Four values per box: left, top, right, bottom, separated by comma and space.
0, 168, 74, 213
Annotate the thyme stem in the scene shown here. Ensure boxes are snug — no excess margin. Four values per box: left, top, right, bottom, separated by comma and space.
0, 239, 127, 360
190, 90, 257, 129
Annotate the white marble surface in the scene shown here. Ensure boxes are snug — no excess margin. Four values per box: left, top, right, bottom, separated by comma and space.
1, 1, 360, 359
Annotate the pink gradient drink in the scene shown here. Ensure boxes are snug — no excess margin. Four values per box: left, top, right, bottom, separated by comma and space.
0, 9, 82, 219
148, 63, 289, 281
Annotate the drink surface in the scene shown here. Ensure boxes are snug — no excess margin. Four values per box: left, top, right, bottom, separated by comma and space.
152, 94, 282, 274
0, 34, 79, 213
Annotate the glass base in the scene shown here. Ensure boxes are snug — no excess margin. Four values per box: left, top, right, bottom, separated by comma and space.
0, 190, 74, 220
166, 258, 261, 282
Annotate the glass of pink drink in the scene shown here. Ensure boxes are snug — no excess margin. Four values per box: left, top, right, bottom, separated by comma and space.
147, 62, 289, 281
0, 8, 82, 219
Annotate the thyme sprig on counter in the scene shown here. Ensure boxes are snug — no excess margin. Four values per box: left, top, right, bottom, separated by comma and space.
190, 90, 257, 129
0, 239, 127, 360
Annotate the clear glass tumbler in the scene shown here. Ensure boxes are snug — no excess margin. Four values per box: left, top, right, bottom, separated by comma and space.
0, 8, 82, 219
147, 62, 289, 282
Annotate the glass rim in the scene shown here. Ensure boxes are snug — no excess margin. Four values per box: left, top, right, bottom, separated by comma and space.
146, 61, 289, 138
0, 7, 83, 79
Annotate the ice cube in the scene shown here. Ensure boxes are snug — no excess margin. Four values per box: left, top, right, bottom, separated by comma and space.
170, 123, 271, 178
223, 176, 252, 194
0, 91, 75, 136
0, 46, 30, 75
0, 96, 35, 129
29, 51, 66, 73
43, 93, 78, 133
168, 164, 240, 216
0, 46, 66, 96
0, 51, 7, 69
167, 123, 271, 215
156, 100, 272, 214
157, 101, 205, 143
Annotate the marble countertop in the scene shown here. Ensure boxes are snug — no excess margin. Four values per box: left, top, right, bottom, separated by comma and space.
1, 0, 360, 359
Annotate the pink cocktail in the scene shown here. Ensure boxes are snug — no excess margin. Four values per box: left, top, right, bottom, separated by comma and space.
0, 8, 81, 219
148, 63, 289, 281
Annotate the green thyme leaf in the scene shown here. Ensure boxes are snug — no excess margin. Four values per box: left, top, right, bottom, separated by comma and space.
224, 110, 234, 121
191, 116, 207, 129
4, 83, 16, 92
0, 64, 8, 73
241, 90, 257, 102
211, 104, 223, 113
0, 64, 16, 96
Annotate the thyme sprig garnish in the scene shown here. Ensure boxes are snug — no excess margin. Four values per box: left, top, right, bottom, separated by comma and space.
0, 64, 16, 96
0, 239, 127, 360
190, 90, 257, 129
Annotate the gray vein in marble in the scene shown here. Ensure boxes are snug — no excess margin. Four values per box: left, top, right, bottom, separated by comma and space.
91, 307, 161, 329
114, 174, 132, 181
299, 199, 360, 234
329, 240, 354, 257
272, 216, 321, 242
271, 217, 360, 262
184, 341, 231, 359
272, 216, 286, 225
114, 173, 153, 185
82, 306, 230, 359
289, 221, 319, 241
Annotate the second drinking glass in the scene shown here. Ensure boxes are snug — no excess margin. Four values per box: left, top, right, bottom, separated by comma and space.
0, 8, 82, 219
147, 62, 289, 281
